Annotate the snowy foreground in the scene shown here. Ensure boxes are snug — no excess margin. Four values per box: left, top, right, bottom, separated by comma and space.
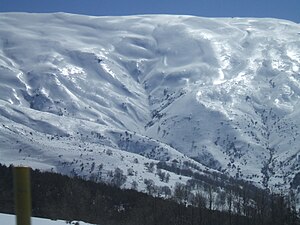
0, 213, 95, 225
0, 13, 300, 201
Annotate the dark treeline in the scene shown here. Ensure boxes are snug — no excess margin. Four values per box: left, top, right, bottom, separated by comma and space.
0, 163, 299, 225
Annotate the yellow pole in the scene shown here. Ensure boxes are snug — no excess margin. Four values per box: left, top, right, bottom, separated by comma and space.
13, 166, 31, 225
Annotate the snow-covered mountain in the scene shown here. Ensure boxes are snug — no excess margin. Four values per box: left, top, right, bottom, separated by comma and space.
0, 13, 300, 198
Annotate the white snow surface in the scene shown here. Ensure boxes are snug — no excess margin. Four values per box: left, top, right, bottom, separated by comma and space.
0, 13, 300, 196
0, 213, 95, 225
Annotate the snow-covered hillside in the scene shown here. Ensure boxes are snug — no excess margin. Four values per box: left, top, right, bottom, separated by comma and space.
0, 13, 300, 198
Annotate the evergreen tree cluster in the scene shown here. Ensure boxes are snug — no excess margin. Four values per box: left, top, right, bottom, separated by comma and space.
0, 163, 299, 225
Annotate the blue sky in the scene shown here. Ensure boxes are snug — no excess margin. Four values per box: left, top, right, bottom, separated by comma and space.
1, 0, 299, 23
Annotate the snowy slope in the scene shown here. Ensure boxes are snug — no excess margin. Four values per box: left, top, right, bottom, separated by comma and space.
0, 13, 300, 198
0, 213, 95, 225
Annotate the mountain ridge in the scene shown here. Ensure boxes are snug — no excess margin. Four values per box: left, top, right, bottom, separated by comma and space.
0, 12, 300, 204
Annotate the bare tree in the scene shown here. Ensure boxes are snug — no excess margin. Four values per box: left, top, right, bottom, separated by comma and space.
112, 168, 127, 187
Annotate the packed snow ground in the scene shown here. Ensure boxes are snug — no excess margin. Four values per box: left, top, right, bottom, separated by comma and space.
0, 213, 95, 225
0, 13, 300, 202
